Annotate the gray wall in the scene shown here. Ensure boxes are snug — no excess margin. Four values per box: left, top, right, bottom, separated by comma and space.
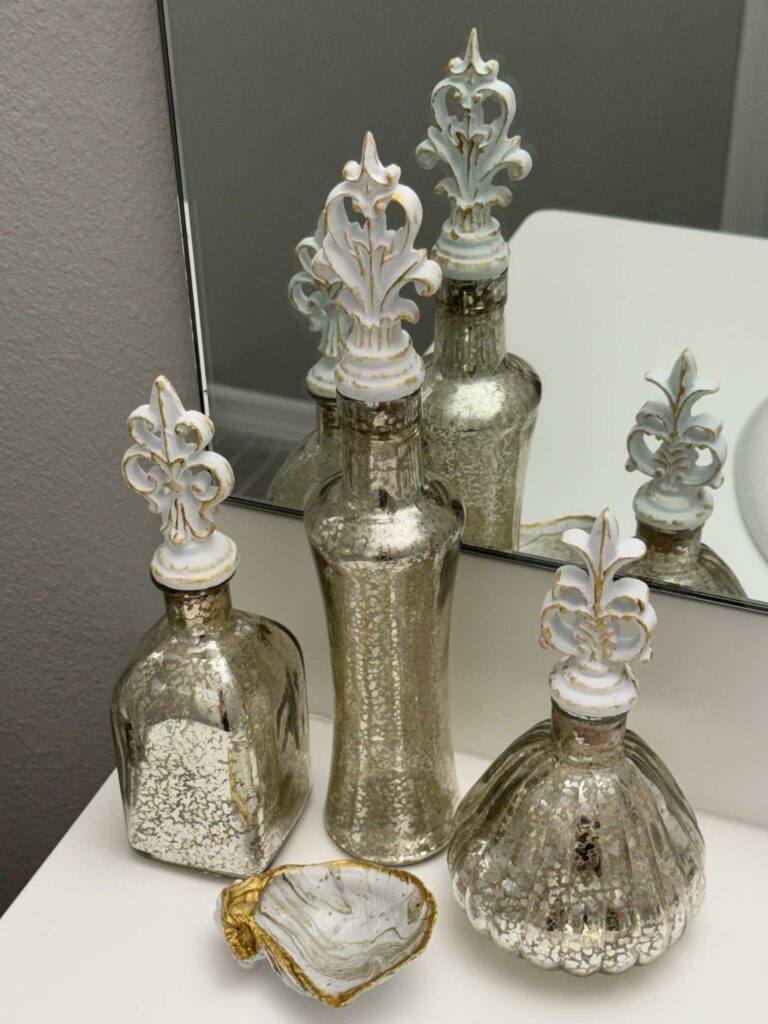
165, 0, 745, 401
0, 0, 196, 912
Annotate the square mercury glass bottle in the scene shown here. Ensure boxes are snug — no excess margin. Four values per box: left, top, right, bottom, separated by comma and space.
111, 376, 311, 876
448, 510, 705, 975
416, 29, 541, 552
267, 212, 351, 509
304, 133, 464, 865
626, 348, 745, 597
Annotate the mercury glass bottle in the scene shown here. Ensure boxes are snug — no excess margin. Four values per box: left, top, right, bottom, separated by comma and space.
626, 348, 745, 598
449, 510, 705, 975
304, 133, 464, 865
267, 214, 350, 509
112, 376, 311, 876
416, 29, 541, 552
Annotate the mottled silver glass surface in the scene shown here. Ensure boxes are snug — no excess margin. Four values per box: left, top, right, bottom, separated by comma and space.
421, 273, 541, 551
305, 392, 464, 865
267, 396, 341, 509
111, 581, 311, 876
449, 702, 705, 975
632, 521, 746, 598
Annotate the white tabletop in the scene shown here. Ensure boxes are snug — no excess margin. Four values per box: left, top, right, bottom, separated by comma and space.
508, 210, 768, 602
1, 715, 766, 1022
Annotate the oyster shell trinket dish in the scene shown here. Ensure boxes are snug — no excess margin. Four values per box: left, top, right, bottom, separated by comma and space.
218, 860, 437, 1007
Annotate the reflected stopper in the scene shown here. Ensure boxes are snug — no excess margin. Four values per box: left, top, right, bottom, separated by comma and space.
626, 348, 727, 533
416, 28, 532, 280
288, 212, 351, 399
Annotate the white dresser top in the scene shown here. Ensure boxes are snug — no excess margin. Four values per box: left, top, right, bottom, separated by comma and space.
2, 716, 766, 1022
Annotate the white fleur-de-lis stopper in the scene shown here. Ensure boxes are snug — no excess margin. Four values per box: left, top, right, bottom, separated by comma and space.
122, 376, 238, 590
288, 213, 351, 399
416, 28, 532, 281
627, 349, 727, 533
313, 132, 441, 402
540, 510, 657, 718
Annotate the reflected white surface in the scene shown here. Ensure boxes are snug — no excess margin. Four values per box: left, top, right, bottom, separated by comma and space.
510, 210, 768, 601
736, 395, 768, 564
3, 717, 768, 1021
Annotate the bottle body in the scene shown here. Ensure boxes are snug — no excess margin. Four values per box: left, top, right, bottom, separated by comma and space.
632, 521, 745, 598
449, 702, 705, 974
111, 582, 311, 876
305, 392, 463, 864
267, 395, 341, 510
422, 274, 541, 551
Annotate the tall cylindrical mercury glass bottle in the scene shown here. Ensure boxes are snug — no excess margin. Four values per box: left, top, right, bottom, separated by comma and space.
626, 348, 745, 598
112, 376, 311, 877
267, 213, 350, 509
305, 133, 464, 865
416, 29, 541, 552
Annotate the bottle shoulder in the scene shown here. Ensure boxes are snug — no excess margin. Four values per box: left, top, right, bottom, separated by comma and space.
266, 430, 341, 507
423, 355, 541, 429
632, 542, 745, 598
452, 721, 700, 837
113, 609, 305, 702
305, 475, 464, 561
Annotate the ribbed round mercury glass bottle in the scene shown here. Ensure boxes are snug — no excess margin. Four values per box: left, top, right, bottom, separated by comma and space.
448, 510, 705, 974
304, 132, 463, 864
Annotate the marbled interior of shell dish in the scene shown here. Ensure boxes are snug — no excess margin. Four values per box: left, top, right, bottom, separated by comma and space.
448, 718, 705, 975
222, 862, 436, 1006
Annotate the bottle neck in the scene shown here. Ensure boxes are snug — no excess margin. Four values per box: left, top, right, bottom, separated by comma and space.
551, 702, 627, 766
162, 580, 233, 637
635, 520, 703, 569
339, 391, 424, 505
313, 393, 340, 440
433, 272, 507, 375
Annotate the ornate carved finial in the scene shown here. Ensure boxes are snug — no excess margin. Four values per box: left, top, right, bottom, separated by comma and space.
416, 28, 532, 281
540, 510, 656, 718
288, 213, 351, 398
122, 376, 238, 590
627, 349, 726, 533
313, 131, 441, 402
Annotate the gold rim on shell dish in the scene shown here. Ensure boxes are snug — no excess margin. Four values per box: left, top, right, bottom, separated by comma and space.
218, 859, 438, 1008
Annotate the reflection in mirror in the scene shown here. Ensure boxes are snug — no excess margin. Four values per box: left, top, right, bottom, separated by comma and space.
160, 0, 768, 608
266, 214, 348, 508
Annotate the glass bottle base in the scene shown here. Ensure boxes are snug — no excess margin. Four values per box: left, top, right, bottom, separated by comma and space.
324, 816, 452, 867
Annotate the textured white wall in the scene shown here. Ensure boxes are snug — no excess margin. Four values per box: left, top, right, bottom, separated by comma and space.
0, 1, 196, 911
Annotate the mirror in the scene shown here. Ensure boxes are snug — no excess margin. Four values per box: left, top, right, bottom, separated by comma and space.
159, 0, 768, 609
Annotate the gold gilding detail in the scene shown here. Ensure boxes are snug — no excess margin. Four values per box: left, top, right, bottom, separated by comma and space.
219, 860, 438, 1008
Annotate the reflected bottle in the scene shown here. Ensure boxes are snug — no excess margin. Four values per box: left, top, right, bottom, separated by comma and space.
305, 134, 463, 864
416, 29, 541, 552
626, 348, 745, 598
267, 214, 350, 509
449, 511, 705, 975
112, 376, 311, 876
